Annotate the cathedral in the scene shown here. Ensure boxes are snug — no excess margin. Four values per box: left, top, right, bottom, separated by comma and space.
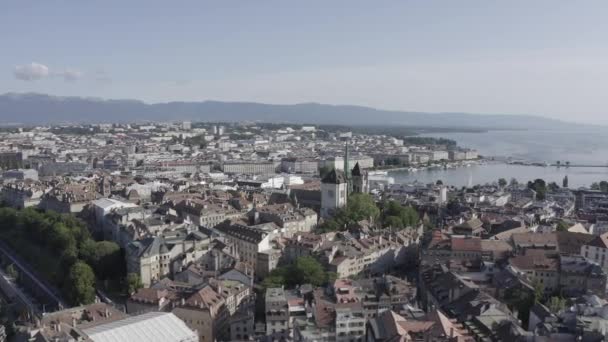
320, 143, 369, 218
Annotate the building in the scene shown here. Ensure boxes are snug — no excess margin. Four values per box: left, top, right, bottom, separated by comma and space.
0, 152, 23, 170
2, 168, 38, 181
83, 312, 198, 342
582, 232, 608, 273
321, 169, 348, 218
281, 158, 319, 174
171, 285, 230, 342
351, 162, 369, 194
1, 180, 46, 209
216, 224, 271, 270
266, 287, 290, 340
126, 237, 172, 287
222, 161, 277, 175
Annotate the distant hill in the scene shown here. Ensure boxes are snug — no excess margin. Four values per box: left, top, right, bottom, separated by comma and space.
0, 92, 578, 129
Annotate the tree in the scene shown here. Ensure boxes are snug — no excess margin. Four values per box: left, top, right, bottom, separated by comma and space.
402, 206, 419, 227
293, 256, 327, 287
528, 179, 547, 200
126, 273, 143, 295
436, 180, 443, 186
556, 220, 569, 232
556, 161, 561, 167
510, 178, 519, 187
548, 296, 567, 313
591, 182, 601, 190
80, 240, 123, 280
600, 181, 608, 193
504, 285, 535, 327
65, 261, 96, 305
562, 176, 568, 188
383, 201, 419, 229
344, 193, 380, 223
548, 182, 560, 192
384, 216, 404, 229
498, 178, 507, 188
264, 257, 332, 289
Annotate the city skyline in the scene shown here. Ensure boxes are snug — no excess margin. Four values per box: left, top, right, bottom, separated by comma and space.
3, 1, 608, 124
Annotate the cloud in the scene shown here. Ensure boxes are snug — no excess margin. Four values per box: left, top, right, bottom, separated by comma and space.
13, 63, 86, 82
14, 62, 50, 81
56, 69, 84, 82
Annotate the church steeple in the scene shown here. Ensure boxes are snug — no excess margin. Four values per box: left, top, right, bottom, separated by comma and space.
344, 142, 353, 195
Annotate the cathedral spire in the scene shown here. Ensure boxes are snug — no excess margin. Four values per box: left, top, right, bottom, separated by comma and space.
344, 141, 353, 195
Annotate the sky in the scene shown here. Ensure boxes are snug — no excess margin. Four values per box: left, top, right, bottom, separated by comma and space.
2, 1, 608, 124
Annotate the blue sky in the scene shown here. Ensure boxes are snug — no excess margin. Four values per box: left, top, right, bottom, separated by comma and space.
2, 1, 608, 123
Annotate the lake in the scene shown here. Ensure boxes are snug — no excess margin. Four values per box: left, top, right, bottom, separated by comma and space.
421, 128, 608, 165
388, 163, 608, 188
389, 128, 608, 187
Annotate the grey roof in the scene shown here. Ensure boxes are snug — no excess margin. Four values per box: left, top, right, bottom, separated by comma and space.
321, 168, 346, 184
82, 312, 197, 342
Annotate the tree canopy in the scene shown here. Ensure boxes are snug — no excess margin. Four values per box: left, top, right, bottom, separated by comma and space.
262, 256, 332, 289
65, 261, 96, 305
0, 207, 123, 305
317, 193, 380, 232
527, 179, 547, 200
382, 201, 419, 229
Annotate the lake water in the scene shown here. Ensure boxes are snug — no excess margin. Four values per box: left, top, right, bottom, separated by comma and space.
389, 163, 608, 188
389, 128, 608, 188
421, 128, 608, 165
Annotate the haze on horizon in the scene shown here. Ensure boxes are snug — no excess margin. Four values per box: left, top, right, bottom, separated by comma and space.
2, 1, 608, 125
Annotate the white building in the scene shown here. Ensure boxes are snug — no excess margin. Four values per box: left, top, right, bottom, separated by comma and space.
582, 233, 608, 273
82, 312, 198, 342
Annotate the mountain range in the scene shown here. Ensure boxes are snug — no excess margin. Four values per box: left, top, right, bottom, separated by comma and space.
0, 92, 579, 129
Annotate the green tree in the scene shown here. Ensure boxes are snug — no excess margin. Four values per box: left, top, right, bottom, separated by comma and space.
126, 273, 143, 295
80, 241, 123, 280
591, 182, 600, 190
384, 215, 404, 229
600, 181, 608, 193
65, 261, 96, 305
548, 296, 567, 313
528, 179, 547, 200
402, 206, 420, 227
345, 193, 380, 222
326, 272, 338, 284
548, 182, 560, 192
436, 180, 443, 186
383, 201, 419, 229
562, 176, 568, 188
556, 221, 569, 232
510, 178, 519, 187
498, 178, 507, 188
292, 256, 327, 286
505, 285, 535, 327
